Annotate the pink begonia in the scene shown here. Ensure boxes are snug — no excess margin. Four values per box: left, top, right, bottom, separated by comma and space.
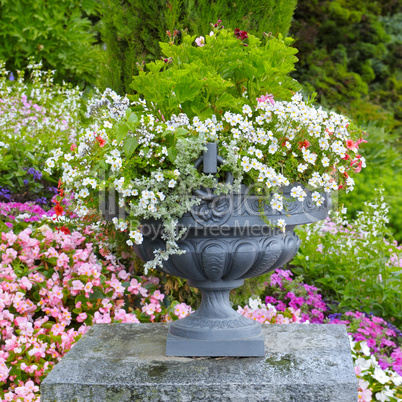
76, 312, 87, 323
71, 279, 85, 292
174, 303, 192, 319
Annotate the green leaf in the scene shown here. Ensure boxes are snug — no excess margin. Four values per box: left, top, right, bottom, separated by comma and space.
125, 108, 132, 119
176, 127, 188, 137
124, 137, 139, 158
116, 123, 129, 143
128, 113, 138, 124
167, 146, 177, 163
89, 288, 106, 300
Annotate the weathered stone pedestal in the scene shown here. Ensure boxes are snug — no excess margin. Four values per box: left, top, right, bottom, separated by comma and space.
41, 323, 358, 402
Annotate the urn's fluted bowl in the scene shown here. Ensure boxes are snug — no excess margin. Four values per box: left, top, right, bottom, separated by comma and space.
134, 184, 330, 289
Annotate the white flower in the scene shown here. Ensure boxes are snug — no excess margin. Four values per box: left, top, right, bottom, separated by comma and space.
126, 239, 133, 246
168, 179, 176, 188
248, 297, 262, 310
375, 386, 395, 402
298, 164, 308, 173
354, 357, 371, 371
79, 188, 89, 198
154, 172, 164, 182
133, 231, 143, 244
268, 144, 277, 154
359, 341, 371, 356
373, 368, 390, 384
389, 372, 402, 386
242, 104, 252, 117
277, 219, 286, 232
322, 157, 330, 167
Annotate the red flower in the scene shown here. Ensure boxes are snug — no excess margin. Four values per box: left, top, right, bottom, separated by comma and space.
54, 202, 64, 216
59, 226, 71, 235
298, 140, 310, 149
70, 144, 77, 152
234, 28, 248, 40
281, 137, 289, 147
96, 136, 106, 147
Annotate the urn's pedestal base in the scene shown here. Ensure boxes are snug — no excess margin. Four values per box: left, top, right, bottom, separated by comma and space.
166, 331, 265, 357
41, 323, 358, 402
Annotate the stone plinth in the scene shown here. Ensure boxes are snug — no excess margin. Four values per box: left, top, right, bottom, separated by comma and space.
41, 323, 357, 402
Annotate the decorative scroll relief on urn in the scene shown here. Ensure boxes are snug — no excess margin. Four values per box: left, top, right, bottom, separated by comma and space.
131, 143, 331, 357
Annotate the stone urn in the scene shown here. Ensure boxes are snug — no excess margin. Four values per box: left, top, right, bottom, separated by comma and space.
130, 144, 331, 357
101, 144, 331, 357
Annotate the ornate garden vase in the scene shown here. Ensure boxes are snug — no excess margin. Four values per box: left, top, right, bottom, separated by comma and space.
131, 144, 331, 357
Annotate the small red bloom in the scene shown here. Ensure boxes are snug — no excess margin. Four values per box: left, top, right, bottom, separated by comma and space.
96, 136, 106, 147
70, 144, 77, 152
234, 28, 248, 40
298, 140, 310, 149
342, 154, 350, 160
59, 226, 71, 235
281, 137, 289, 147
346, 139, 356, 150
54, 202, 64, 216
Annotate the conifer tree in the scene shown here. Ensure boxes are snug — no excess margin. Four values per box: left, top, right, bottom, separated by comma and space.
98, 0, 297, 94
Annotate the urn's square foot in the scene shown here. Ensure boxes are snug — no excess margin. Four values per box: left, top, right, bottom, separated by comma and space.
166, 332, 265, 357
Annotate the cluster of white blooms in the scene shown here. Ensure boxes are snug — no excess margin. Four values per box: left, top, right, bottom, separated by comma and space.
86, 88, 129, 120
45, 88, 366, 270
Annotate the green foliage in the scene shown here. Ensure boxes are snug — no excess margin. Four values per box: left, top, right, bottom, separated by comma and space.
98, 0, 297, 94
290, 187, 402, 327
0, 0, 102, 85
290, 1, 402, 135
130, 28, 301, 119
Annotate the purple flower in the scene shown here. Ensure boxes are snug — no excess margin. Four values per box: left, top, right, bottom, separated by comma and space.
9, 72, 14, 81
25, 167, 42, 181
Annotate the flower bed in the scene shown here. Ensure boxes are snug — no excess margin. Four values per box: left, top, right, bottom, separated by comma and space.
0, 205, 191, 401
0, 202, 401, 400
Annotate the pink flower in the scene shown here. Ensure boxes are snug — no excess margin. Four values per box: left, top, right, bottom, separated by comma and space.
346, 139, 356, 150
195, 36, 205, 47
76, 313, 87, 322
174, 303, 191, 318
71, 280, 85, 292
257, 93, 275, 105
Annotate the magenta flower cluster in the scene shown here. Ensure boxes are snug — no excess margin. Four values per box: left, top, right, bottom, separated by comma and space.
264, 269, 327, 323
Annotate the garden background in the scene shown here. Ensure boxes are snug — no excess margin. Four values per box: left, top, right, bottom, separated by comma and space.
0, 1, 401, 401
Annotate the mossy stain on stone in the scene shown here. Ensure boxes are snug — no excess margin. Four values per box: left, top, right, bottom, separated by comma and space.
146, 362, 169, 379
265, 354, 298, 372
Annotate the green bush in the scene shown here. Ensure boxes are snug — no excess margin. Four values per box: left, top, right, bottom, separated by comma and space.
98, 0, 297, 94
338, 123, 402, 241
130, 27, 300, 119
0, 0, 102, 85
290, 187, 402, 327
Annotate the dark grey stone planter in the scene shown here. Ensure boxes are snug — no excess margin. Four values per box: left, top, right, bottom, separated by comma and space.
102, 144, 331, 357
133, 155, 331, 357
